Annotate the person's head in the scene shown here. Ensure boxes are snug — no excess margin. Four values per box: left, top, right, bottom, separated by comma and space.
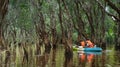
80, 40, 84, 42
86, 38, 90, 41
86, 39, 90, 43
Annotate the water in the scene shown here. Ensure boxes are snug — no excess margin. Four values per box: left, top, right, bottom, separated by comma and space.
0, 46, 120, 67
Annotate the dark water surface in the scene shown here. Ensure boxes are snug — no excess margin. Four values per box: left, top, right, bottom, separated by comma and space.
0, 46, 120, 67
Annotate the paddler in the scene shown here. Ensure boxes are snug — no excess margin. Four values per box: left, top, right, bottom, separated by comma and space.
86, 39, 94, 48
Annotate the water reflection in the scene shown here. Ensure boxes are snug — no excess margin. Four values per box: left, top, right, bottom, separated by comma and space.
64, 52, 73, 67
51, 49, 56, 67
0, 46, 120, 67
78, 51, 102, 67
35, 48, 51, 67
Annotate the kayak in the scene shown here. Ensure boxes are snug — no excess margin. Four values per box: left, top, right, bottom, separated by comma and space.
73, 46, 102, 52
78, 51, 102, 55
84, 47, 102, 52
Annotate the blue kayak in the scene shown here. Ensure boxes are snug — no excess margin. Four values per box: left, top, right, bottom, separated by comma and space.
73, 46, 102, 52
84, 47, 102, 52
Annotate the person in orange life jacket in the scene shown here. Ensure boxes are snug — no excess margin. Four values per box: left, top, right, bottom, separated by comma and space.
86, 39, 94, 48
80, 40, 86, 47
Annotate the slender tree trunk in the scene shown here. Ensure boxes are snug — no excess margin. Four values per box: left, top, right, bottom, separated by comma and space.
58, 0, 66, 44
0, 0, 9, 49
118, 22, 120, 45
0, 24, 4, 48
116, 12, 120, 49
116, 22, 120, 50
49, 4, 58, 49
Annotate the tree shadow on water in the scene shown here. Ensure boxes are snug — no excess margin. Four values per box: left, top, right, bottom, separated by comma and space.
35, 47, 51, 67
64, 49, 73, 67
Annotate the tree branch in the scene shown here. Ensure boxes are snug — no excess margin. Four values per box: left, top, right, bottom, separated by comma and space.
104, 0, 120, 15
96, 0, 120, 22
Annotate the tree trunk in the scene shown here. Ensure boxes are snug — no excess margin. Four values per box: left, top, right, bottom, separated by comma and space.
115, 22, 120, 50
0, 25, 4, 48
64, 47, 73, 67
0, 0, 9, 49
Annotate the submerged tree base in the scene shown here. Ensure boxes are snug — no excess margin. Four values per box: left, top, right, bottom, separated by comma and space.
115, 45, 120, 50
64, 48, 73, 60
101, 42, 106, 50
45, 44, 51, 53
64, 48, 73, 67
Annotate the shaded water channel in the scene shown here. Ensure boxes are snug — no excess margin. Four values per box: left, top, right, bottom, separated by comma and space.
0, 46, 120, 67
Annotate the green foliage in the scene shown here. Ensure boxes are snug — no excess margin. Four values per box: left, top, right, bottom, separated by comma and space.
72, 32, 78, 42
105, 15, 116, 43
7, 0, 120, 45
10, 0, 17, 6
